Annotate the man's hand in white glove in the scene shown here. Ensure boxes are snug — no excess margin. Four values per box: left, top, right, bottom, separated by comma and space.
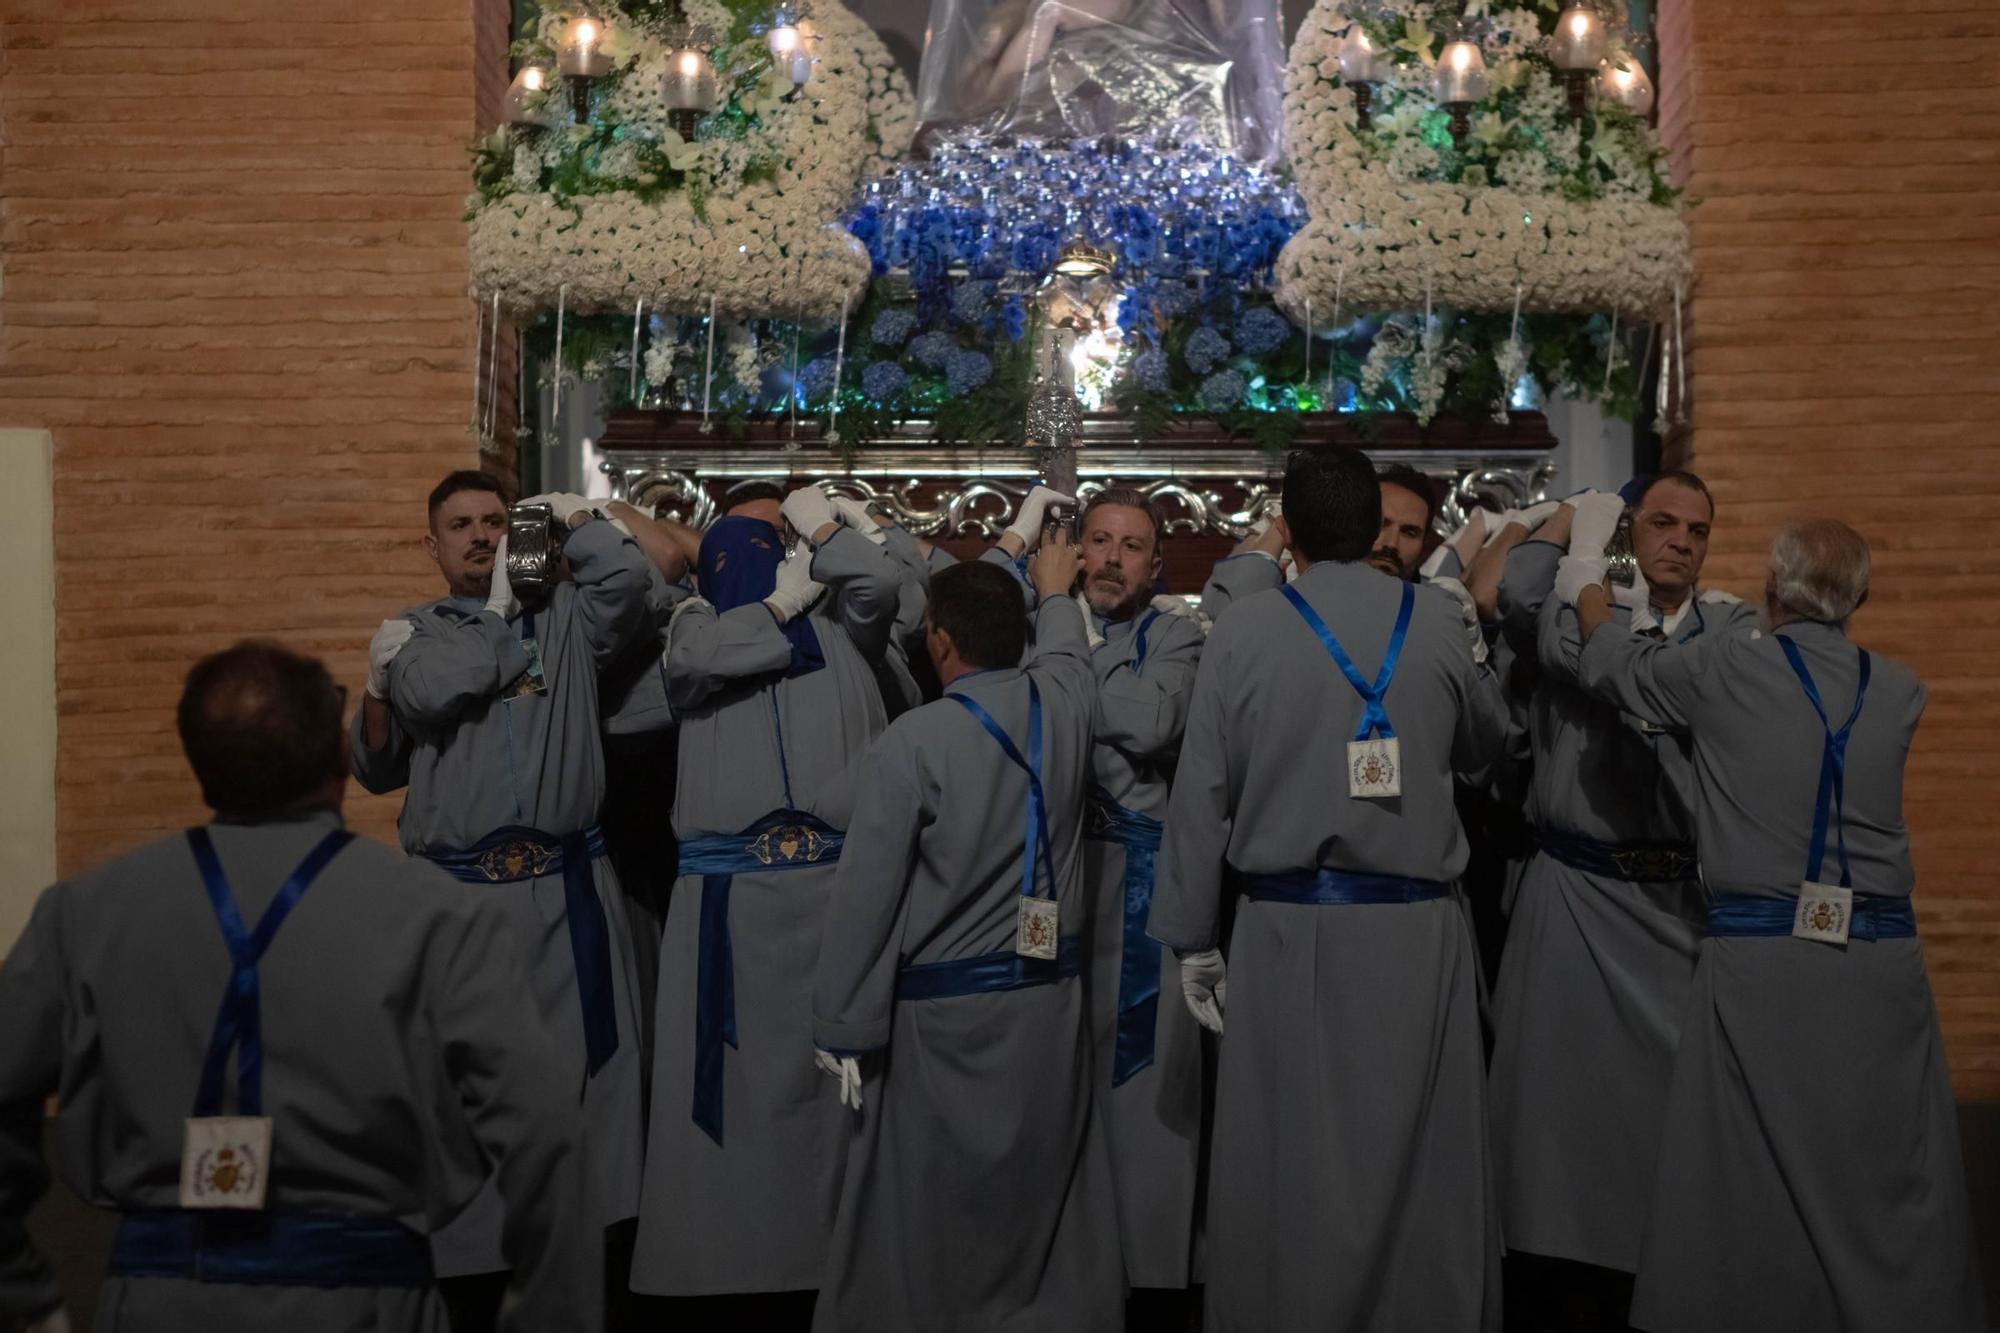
780, 485, 838, 547
484, 533, 516, 619
1430, 576, 1489, 666
999, 485, 1076, 556
1567, 491, 1627, 562
814, 1049, 863, 1111
1554, 554, 1610, 608
1611, 566, 1653, 613
829, 495, 889, 544
1178, 948, 1226, 1035
521, 491, 595, 527
366, 618, 415, 700
1487, 498, 1562, 545
1150, 593, 1194, 618
764, 544, 824, 624
1234, 513, 1289, 563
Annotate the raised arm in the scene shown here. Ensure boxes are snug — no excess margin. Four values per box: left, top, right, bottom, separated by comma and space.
349, 697, 412, 794
1573, 586, 1713, 732
386, 606, 531, 731
0, 891, 65, 1331
1148, 631, 1235, 953
812, 734, 926, 1055
662, 600, 798, 712
1202, 516, 1287, 624
560, 518, 653, 670
1023, 543, 1093, 720
808, 527, 902, 663
1093, 611, 1202, 762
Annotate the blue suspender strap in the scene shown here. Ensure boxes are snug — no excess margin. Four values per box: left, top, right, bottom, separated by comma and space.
677, 811, 845, 1145
111, 1209, 433, 1288
1776, 636, 1871, 888
949, 681, 1056, 902
895, 934, 1086, 1002
1706, 893, 1915, 941
1279, 582, 1415, 741
1086, 790, 1165, 1087
186, 827, 353, 1118
1235, 866, 1452, 906
1128, 609, 1162, 675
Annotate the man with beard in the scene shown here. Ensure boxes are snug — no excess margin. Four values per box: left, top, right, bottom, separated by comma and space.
1069, 487, 1207, 1310
1152, 445, 1507, 1333
1487, 473, 1758, 1328
349, 470, 653, 1326
1566, 519, 1984, 1333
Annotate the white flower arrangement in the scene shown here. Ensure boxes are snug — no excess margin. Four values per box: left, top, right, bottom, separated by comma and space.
468, 0, 913, 321
1275, 0, 1690, 324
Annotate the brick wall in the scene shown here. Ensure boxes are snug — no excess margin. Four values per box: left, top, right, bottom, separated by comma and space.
1659, 1, 2000, 1094
0, 0, 515, 867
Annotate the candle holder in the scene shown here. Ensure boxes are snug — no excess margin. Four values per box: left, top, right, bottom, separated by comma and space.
1432, 36, 1488, 149
557, 15, 615, 122
663, 24, 719, 141
1550, 5, 1609, 119
504, 64, 558, 126
1599, 60, 1655, 117
768, 4, 812, 86
1337, 24, 1389, 131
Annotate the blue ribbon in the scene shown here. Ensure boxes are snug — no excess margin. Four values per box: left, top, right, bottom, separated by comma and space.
1706, 892, 1914, 941
895, 934, 1085, 1002
1777, 636, 1871, 888
1279, 582, 1415, 741
1086, 790, 1164, 1087
422, 825, 618, 1077
949, 680, 1055, 903
1235, 866, 1451, 906
186, 827, 352, 1118
678, 810, 845, 1145
111, 1209, 433, 1288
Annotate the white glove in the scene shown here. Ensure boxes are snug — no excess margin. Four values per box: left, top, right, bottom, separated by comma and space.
1554, 554, 1609, 608
764, 544, 824, 623
1075, 594, 1107, 649
815, 1049, 863, 1111
1487, 498, 1562, 544
520, 491, 594, 526
1150, 593, 1194, 618
1567, 491, 1627, 562
830, 495, 889, 544
1430, 576, 1488, 667
1178, 948, 1226, 1035
484, 533, 516, 618
1004, 485, 1076, 550
366, 618, 414, 700
780, 485, 837, 543
1612, 566, 1652, 613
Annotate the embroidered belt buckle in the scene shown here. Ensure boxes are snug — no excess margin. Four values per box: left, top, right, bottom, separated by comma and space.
1793, 883, 1852, 946
752, 824, 829, 867
1612, 845, 1693, 882
475, 838, 557, 882
1085, 801, 1115, 838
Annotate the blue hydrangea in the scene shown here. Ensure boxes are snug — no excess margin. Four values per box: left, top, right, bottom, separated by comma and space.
1154, 283, 1199, 318
1183, 325, 1231, 376
1199, 369, 1246, 412
1234, 306, 1293, 358
797, 357, 838, 404
945, 350, 993, 395
1131, 347, 1171, 394
862, 360, 908, 403
869, 308, 918, 348
909, 330, 957, 369
950, 280, 995, 326
1000, 298, 1028, 342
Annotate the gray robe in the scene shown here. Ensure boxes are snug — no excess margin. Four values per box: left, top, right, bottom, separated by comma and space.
632, 527, 902, 1296
810, 597, 1124, 1333
0, 815, 598, 1333
349, 518, 652, 1275
1151, 559, 1509, 1333
1082, 603, 1207, 1290
1488, 543, 1760, 1273
1576, 618, 1986, 1333
874, 524, 933, 717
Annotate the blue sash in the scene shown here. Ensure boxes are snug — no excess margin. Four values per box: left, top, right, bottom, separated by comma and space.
424, 824, 618, 1077
1777, 635, 1871, 888
1086, 789, 1164, 1087
186, 827, 353, 1118
895, 934, 1085, 1001
1235, 866, 1451, 906
1537, 827, 1697, 884
110, 1209, 432, 1288
1279, 581, 1415, 742
677, 810, 845, 1145
949, 681, 1057, 907
1706, 893, 1915, 941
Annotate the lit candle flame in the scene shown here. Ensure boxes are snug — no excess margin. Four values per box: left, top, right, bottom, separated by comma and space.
1568, 12, 1592, 38
523, 66, 545, 91
676, 49, 702, 77
1451, 44, 1473, 71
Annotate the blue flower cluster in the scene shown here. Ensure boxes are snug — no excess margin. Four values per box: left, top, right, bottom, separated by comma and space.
1234, 306, 1293, 358
1199, 369, 1247, 412
1132, 347, 1171, 393
909, 331, 957, 369
869, 308, 918, 347
1184, 326, 1231, 376
862, 360, 908, 403
945, 350, 992, 395
797, 357, 838, 403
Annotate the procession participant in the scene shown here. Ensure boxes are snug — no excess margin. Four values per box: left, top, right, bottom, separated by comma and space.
1069, 487, 1207, 1303
810, 549, 1123, 1333
0, 642, 597, 1333
349, 470, 653, 1321
1371, 461, 1443, 581
630, 481, 903, 1315
1487, 473, 1760, 1326
1200, 510, 1289, 623
1151, 445, 1508, 1333
1566, 519, 1986, 1333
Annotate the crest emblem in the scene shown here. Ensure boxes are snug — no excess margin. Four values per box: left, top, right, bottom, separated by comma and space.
477, 838, 557, 882
753, 824, 828, 866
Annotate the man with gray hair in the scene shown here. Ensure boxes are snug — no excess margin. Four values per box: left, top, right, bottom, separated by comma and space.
1562, 518, 1986, 1332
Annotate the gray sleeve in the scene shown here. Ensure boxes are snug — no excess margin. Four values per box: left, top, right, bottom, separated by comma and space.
1536, 594, 1586, 684
663, 601, 797, 711
978, 545, 1036, 610
0, 891, 64, 1328
879, 526, 933, 647
428, 894, 604, 1333
1496, 539, 1564, 656
1026, 597, 1094, 721
1576, 623, 1712, 732
1427, 546, 1465, 581
813, 739, 923, 1054
1093, 614, 1201, 762
1201, 552, 1282, 623
1452, 649, 1512, 785
1149, 629, 1235, 952
809, 528, 902, 663
561, 519, 654, 670
387, 609, 531, 730
348, 699, 412, 794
